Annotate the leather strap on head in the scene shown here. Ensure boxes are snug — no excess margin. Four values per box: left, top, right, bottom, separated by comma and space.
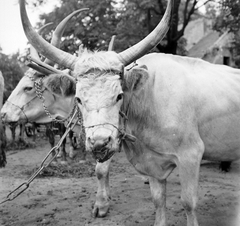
26, 56, 65, 75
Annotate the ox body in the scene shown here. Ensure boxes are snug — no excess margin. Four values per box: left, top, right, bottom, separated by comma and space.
17, 0, 240, 224
25, 44, 240, 226
75, 51, 240, 165
71, 51, 240, 226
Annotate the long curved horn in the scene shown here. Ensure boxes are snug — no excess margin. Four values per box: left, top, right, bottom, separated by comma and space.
108, 35, 116, 51
50, 8, 88, 48
31, 9, 88, 66
20, 0, 78, 70
38, 22, 53, 36
45, 8, 88, 65
30, 23, 53, 61
118, 0, 173, 66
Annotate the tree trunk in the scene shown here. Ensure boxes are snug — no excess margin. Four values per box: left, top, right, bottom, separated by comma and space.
156, 0, 181, 54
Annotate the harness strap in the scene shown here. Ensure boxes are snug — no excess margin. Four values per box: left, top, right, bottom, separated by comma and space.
118, 82, 137, 151
26, 61, 53, 76
4, 97, 39, 123
27, 56, 64, 74
28, 74, 77, 124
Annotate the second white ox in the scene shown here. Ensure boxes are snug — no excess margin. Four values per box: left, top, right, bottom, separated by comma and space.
19, 0, 240, 225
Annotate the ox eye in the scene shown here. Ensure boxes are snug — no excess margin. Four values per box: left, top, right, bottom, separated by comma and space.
75, 97, 82, 105
116, 93, 123, 102
24, 87, 33, 92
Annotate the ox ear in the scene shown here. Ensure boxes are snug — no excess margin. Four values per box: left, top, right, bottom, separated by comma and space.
123, 65, 149, 92
44, 74, 76, 97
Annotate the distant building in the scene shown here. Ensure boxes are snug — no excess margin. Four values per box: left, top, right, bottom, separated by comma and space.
184, 18, 235, 66
183, 18, 213, 51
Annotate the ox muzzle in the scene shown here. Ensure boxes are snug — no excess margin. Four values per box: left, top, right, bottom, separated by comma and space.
86, 125, 117, 163
85, 119, 136, 163
1, 101, 28, 124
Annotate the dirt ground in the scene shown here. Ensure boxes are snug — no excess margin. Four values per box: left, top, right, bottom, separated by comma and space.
0, 126, 240, 226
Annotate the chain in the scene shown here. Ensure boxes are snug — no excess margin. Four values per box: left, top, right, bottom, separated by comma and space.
0, 109, 79, 205
0, 70, 86, 204
28, 72, 85, 138
25, 74, 80, 124
33, 76, 69, 123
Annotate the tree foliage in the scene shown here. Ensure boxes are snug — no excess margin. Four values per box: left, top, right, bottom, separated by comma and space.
116, 0, 205, 54
0, 52, 24, 101
34, 0, 119, 54
213, 0, 240, 67
31, 0, 208, 55
214, 0, 240, 33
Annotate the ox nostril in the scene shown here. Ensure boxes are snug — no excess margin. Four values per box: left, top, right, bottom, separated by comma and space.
101, 136, 112, 147
107, 136, 112, 144
91, 136, 112, 150
1, 112, 6, 120
75, 97, 82, 105
88, 137, 94, 145
102, 136, 111, 147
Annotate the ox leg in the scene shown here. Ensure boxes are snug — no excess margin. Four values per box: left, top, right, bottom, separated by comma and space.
78, 130, 86, 163
19, 123, 24, 142
92, 157, 112, 218
10, 124, 16, 142
32, 123, 37, 142
19, 123, 27, 147
149, 177, 167, 226
60, 137, 68, 165
9, 124, 17, 148
57, 125, 66, 161
46, 125, 58, 164
178, 144, 204, 226
69, 130, 78, 159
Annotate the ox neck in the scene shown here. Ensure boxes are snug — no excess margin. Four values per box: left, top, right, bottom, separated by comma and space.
51, 96, 74, 119
122, 84, 153, 131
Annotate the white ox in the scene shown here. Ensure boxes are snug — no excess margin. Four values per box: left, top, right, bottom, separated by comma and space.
18, 0, 240, 225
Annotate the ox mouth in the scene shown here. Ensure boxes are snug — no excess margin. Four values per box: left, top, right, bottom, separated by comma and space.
92, 148, 115, 163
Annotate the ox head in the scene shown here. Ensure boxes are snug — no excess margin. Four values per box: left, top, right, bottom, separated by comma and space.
19, 0, 172, 161
1, 69, 75, 124
1, 8, 87, 124
73, 52, 149, 161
